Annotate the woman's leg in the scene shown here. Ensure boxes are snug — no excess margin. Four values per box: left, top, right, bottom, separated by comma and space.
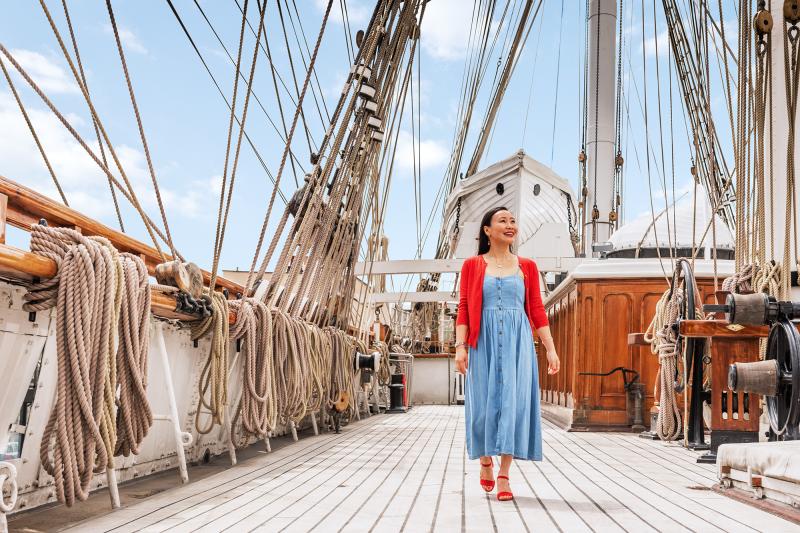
480, 455, 494, 482
497, 454, 512, 492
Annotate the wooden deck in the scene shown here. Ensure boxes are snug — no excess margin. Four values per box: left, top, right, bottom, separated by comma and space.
47, 405, 797, 532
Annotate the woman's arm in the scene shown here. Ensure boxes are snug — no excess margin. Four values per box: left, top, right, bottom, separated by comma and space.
455, 324, 469, 375
536, 325, 560, 374
454, 260, 471, 375
529, 260, 559, 374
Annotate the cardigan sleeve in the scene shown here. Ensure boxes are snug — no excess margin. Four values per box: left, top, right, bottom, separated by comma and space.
455, 258, 470, 327
529, 260, 549, 329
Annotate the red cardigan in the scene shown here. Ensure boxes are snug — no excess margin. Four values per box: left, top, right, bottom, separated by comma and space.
456, 255, 549, 348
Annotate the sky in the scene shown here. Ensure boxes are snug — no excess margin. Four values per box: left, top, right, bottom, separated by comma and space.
0, 1, 738, 286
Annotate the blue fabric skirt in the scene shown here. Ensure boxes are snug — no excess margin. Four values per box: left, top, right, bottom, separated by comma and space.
464, 273, 542, 461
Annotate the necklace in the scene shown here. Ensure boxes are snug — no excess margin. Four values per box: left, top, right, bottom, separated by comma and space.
488, 252, 514, 270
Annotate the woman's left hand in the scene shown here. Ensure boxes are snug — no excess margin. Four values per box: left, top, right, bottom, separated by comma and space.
546, 349, 560, 375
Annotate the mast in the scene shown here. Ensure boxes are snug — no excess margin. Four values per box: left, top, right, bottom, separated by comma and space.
585, 0, 618, 250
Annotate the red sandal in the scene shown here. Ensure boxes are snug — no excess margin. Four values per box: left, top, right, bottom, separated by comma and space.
479, 458, 495, 492
496, 475, 513, 501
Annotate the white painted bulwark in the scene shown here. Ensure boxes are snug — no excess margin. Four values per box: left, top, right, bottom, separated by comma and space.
410, 358, 454, 405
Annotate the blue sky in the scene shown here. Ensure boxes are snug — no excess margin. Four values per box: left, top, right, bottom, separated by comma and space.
0, 1, 737, 280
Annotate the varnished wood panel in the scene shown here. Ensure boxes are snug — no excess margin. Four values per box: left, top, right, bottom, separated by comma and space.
542, 276, 725, 429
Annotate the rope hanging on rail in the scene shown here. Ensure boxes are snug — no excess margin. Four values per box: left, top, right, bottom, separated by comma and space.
229, 297, 276, 444
191, 291, 230, 434
23, 224, 151, 506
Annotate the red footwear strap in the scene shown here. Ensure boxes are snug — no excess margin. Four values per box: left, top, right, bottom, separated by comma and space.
497, 475, 509, 480
480, 460, 493, 467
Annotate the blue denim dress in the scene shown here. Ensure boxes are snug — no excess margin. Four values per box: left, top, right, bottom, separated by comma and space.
464, 273, 542, 461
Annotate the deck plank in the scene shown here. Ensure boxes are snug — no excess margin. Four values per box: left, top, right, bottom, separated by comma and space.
53, 405, 799, 533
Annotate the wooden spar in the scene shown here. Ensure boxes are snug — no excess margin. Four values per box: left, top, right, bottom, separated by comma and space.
0, 174, 243, 296
679, 320, 773, 338
0, 242, 234, 323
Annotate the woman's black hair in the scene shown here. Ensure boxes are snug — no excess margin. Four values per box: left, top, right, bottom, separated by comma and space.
477, 206, 512, 255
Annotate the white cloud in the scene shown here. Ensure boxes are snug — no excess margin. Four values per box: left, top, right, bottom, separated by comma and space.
395, 130, 448, 172
103, 24, 147, 54
0, 91, 207, 223
420, 0, 473, 60
7, 49, 78, 94
316, 0, 369, 26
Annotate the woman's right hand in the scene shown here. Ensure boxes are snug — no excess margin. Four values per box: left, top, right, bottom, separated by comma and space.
455, 347, 468, 375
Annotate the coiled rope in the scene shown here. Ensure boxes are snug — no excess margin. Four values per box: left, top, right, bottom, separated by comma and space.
114, 254, 152, 457
191, 291, 230, 434
644, 288, 684, 441
229, 298, 276, 444
23, 224, 150, 505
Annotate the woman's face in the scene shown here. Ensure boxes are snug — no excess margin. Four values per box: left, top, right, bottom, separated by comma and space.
484, 210, 517, 247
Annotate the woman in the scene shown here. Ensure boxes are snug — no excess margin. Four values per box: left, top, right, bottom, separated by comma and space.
455, 206, 560, 502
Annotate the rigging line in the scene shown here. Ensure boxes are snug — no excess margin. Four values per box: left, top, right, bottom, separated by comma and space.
444, 0, 503, 189
244, 0, 335, 294
482, 0, 526, 160
259, 16, 301, 187
469, 0, 541, 174
209, 0, 252, 289
196, 1, 303, 185
107, 0, 181, 260
227, 0, 316, 165
34, 0, 169, 259
520, 2, 545, 147
639, 0, 670, 279
668, 32, 677, 262
275, 0, 316, 156
0, 43, 175, 257
288, 0, 333, 123
339, 0, 355, 64
0, 55, 67, 205
549, 0, 566, 166
416, 36, 423, 258
210, 0, 269, 290
166, 0, 288, 204
61, 0, 124, 231
411, 52, 421, 258
651, 0, 674, 262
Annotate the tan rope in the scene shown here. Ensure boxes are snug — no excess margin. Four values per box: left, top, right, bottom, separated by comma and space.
0, 55, 68, 205
23, 224, 141, 506
191, 291, 230, 434
229, 298, 276, 443
114, 253, 152, 457
61, 0, 125, 231
106, 0, 180, 259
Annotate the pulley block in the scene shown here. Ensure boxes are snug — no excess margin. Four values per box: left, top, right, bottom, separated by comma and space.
729, 317, 800, 435
615, 153, 624, 167
608, 210, 618, 222
578, 150, 586, 163
754, 9, 774, 34
785, 0, 800, 24
591, 206, 600, 220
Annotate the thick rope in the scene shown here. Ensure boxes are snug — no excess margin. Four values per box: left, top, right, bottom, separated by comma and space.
114, 254, 152, 457
191, 291, 230, 434
644, 287, 683, 441
24, 225, 149, 506
229, 298, 276, 443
